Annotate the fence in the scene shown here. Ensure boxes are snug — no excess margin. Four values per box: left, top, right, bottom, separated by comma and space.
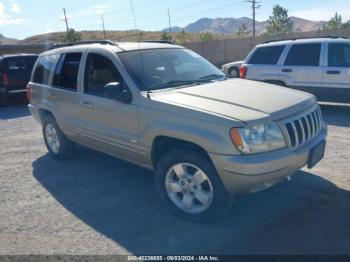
2, 28, 350, 66
184, 28, 350, 66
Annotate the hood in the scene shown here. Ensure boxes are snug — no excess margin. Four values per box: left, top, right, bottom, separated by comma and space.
149, 79, 316, 124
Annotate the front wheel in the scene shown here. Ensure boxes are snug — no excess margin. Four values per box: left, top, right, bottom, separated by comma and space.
155, 149, 233, 222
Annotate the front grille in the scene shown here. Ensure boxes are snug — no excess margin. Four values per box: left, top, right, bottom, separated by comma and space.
283, 105, 323, 149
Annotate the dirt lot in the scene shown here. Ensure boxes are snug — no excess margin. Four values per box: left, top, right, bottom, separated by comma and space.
0, 100, 349, 255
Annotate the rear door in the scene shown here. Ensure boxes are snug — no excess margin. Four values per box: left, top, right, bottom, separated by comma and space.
47, 52, 83, 135
322, 42, 350, 102
245, 45, 286, 80
280, 43, 323, 91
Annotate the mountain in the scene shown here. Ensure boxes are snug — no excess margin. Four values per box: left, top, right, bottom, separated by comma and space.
0, 33, 19, 44
163, 17, 326, 35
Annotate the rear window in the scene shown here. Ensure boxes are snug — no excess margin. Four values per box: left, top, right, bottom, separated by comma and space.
284, 44, 321, 66
32, 54, 58, 85
248, 45, 285, 65
5, 56, 37, 72
52, 53, 82, 91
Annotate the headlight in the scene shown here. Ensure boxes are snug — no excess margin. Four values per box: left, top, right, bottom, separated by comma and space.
230, 122, 286, 154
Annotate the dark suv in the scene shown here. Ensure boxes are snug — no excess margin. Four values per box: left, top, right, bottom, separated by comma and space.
0, 54, 38, 106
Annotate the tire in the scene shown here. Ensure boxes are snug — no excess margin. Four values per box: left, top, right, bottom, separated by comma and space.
42, 115, 76, 160
155, 148, 233, 222
0, 92, 9, 107
228, 67, 239, 78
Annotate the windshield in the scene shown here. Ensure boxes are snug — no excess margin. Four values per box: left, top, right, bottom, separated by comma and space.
118, 48, 225, 91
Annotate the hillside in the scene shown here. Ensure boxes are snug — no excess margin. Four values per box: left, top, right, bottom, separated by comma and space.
163, 16, 326, 35
17, 16, 327, 44
20, 30, 230, 44
0, 33, 19, 44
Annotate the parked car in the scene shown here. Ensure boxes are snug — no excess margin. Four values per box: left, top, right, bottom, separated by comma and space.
28, 40, 327, 221
0, 54, 38, 106
239, 37, 350, 103
221, 60, 244, 78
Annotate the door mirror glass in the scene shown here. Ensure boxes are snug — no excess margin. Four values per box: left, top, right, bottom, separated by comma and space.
104, 82, 132, 103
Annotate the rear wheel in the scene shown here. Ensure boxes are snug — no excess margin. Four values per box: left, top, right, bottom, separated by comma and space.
228, 67, 239, 78
43, 115, 76, 159
155, 148, 233, 221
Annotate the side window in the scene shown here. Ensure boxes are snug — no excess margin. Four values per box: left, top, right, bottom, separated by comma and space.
32, 54, 58, 85
284, 44, 321, 66
84, 53, 123, 97
328, 43, 350, 67
53, 53, 82, 90
248, 45, 285, 65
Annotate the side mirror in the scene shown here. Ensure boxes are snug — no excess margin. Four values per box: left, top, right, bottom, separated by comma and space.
104, 82, 132, 104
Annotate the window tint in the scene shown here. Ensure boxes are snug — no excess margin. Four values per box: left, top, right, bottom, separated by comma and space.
53, 53, 82, 90
284, 44, 321, 66
248, 45, 285, 65
84, 53, 123, 97
32, 55, 58, 85
328, 43, 350, 67
7, 58, 27, 71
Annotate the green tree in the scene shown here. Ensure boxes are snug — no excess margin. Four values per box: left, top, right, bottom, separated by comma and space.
199, 31, 214, 42
342, 20, 350, 29
236, 24, 250, 37
266, 5, 293, 35
326, 12, 343, 30
175, 29, 187, 44
137, 31, 144, 41
63, 29, 81, 42
160, 31, 172, 41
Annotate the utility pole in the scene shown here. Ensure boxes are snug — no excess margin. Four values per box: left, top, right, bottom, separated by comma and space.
167, 8, 172, 34
246, 0, 261, 44
101, 14, 106, 39
62, 8, 70, 34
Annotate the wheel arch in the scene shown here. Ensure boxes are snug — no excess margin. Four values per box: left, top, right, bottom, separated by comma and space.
151, 136, 211, 168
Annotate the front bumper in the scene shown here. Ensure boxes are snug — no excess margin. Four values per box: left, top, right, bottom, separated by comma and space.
210, 126, 327, 194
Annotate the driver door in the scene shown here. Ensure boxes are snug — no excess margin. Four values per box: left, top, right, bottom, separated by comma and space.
76, 50, 140, 163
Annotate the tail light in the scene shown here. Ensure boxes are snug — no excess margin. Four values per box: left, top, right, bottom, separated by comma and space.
2, 73, 8, 86
26, 83, 31, 103
240, 66, 248, 79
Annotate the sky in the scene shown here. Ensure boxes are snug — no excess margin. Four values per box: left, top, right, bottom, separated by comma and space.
2, 0, 350, 40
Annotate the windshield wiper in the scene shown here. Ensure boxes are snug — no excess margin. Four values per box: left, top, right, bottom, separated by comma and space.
199, 74, 226, 81
148, 80, 202, 92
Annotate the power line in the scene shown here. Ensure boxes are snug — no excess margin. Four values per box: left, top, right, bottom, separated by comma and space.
168, 8, 172, 33
101, 15, 106, 39
246, 0, 261, 44
62, 8, 70, 33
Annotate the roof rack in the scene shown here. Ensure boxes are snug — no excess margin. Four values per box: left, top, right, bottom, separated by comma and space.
140, 40, 175, 44
48, 40, 118, 50
263, 36, 349, 44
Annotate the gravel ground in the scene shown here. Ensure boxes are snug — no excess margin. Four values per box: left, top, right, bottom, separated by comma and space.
0, 100, 349, 255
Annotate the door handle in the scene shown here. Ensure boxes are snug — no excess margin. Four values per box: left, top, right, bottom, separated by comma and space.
80, 100, 93, 109
281, 69, 293, 73
48, 92, 56, 99
326, 70, 341, 75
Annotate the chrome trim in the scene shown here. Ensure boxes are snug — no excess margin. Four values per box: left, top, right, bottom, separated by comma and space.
280, 104, 323, 150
